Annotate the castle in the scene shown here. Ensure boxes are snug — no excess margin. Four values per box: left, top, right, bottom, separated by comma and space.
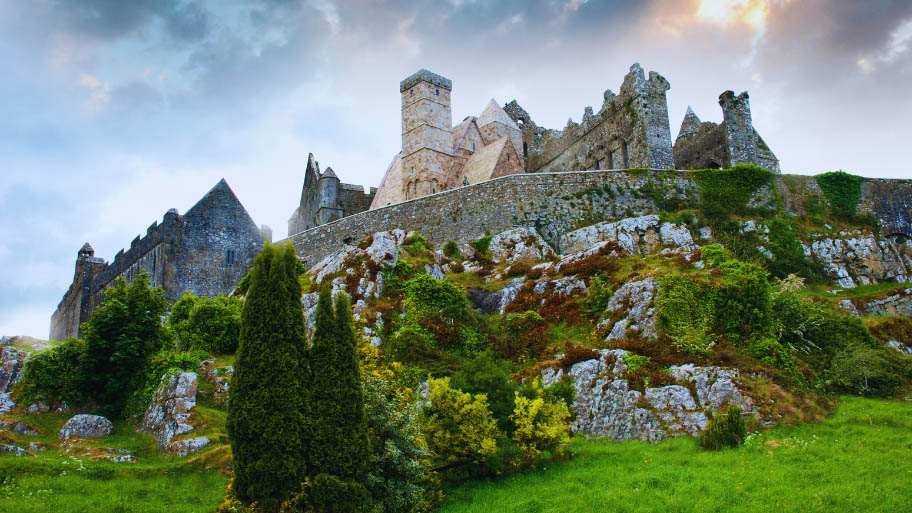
52, 63, 785, 338
50, 180, 267, 340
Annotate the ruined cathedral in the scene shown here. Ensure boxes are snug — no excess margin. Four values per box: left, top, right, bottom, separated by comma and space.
53, 63, 781, 338
287, 63, 779, 235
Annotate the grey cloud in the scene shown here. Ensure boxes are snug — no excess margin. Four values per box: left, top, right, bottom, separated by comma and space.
53, 0, 211, 42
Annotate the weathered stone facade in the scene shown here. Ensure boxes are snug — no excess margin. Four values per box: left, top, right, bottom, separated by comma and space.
286, 170, 912, 267
370, 69, 525, 208
673, 92, 779, 172
504, 63, 778, 175
50, 179, 266, 340
506, 63, 675, 174
287, 153, 376, 236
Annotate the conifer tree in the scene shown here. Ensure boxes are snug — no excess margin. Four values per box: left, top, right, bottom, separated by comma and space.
307, 289, 371, 511
227, 242, 310, 511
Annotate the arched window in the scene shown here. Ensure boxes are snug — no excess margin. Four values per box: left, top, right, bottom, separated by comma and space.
435, 89, 439, 96
622, 141, 629, 169
523, 141, 528, 158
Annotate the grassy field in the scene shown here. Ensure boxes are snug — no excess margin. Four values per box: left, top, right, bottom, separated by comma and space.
440, 396, 912, 513
2, 396, 909, 512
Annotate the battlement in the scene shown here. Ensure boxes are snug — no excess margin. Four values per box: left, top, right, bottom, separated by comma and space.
400, 69, 452, 93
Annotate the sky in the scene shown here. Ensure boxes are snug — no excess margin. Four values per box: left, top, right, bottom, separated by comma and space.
2, 0, 911, 338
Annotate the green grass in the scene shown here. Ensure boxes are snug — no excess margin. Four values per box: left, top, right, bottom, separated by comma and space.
440, 396, 912, 513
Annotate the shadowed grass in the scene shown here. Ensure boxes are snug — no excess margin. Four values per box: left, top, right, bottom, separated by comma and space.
440, 396, 912, 513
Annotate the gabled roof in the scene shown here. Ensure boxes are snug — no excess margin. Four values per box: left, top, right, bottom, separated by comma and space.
451, 116, 481, 153
477, 99, 520, 131
321, 167, 338, 179
676, 106, 703, 143
459, 137, 509, 185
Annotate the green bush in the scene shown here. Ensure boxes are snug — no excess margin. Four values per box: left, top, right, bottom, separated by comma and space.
310, 473, 369, 513
699, 406, 747, 450
692, 164, 775, 220
171, 293, 242, 354
421, 377, 500, 476
362, 375, 439, 513
470, 235, 493, 256
15, 338, 85, 407
451, 353, 519, 432
403, 231, 431, 254
442, 240, 461, 258
396, 274, 484, 354
227, 241, 310, 510
816, 170, 863, 220
765, 217, 821, 281
510, 386, 571, 467
703, 245, 772, 341
79, 272, 170, 416
655, 276, 717, 355
828, 343, 903, 397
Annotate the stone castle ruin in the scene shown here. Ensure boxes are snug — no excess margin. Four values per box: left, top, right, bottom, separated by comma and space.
288, 153, 376, 235
506, 63, 779, 175
50, 180, 267, 340
52, 64, 791, 338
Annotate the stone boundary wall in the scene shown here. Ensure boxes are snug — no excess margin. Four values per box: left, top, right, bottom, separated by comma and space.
286, 169, 912, 266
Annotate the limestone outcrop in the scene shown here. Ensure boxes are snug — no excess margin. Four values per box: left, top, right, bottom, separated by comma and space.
487, 228, 554, 265
803, 233, 910, 288
139, 371, 209, 456
560, 215, 698, 256
838, 288, 912, 317
542, 349, 754, 442
0, 346, 28, 414
599, 278, 658, 340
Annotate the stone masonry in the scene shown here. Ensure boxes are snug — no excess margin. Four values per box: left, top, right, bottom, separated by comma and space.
286, 169, 912, 266
50, 179, 266, 340
288, 153, 376, 236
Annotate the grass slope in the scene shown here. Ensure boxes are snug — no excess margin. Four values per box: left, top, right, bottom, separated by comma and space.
440, 396, 912, 513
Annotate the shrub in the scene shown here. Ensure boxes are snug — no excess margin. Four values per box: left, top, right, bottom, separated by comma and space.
399, 274, 484, 354
15, 338, 85, 407
171, 293, 243, 354
582, 274, 614, 320
692, 164, 774, 220
828, 343, 902, 397
227, 241, 310, 510
655, 276, 716, 355
706, 247, 772, 341
470, 235, 493, 256
816, 170, 863, 220
362, 375, 440, 513
442, 240, 461, 258
451, 353, 520, 432
403, 231, 431, 254
510, 390, 570, 466
79, 272, 170, 416
558, 346, 600, 370
699, 406, 747, 450
491, 311, 547, 361
765, 217, 821, 281
621, 353, 650, 372
421, 377, 500, 474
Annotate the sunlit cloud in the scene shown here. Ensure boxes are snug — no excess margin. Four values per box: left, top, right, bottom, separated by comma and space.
856, 17, 912, 73
696, 0, 769, 30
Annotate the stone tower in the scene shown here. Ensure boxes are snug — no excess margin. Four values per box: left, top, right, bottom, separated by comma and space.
400, 69, 453, 200
315, 167, 343, 225
719, 91, 757, 167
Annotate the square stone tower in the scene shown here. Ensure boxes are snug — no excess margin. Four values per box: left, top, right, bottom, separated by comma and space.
400, 69, 454, 200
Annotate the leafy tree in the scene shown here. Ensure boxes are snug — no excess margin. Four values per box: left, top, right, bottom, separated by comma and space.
79, 272, 170, 415
307, 289, 371, 512
170, 292, 243, 354
227, 242, 310, 511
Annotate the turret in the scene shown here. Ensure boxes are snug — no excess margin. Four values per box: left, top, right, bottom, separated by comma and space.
315, 167, 343, 225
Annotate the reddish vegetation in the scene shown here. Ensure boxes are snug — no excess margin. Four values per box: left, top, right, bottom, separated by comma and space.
558, 345, 600, 370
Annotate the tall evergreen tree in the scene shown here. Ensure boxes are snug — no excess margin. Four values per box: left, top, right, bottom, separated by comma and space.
307, 289, 371, 511
227, 242, 310, 511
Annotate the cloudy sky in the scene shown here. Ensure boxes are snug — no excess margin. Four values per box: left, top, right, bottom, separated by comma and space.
2, 0, 911, 337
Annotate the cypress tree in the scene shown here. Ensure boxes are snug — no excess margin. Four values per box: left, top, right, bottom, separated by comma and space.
227, 242, 310, 511
307, 289, 371, 510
